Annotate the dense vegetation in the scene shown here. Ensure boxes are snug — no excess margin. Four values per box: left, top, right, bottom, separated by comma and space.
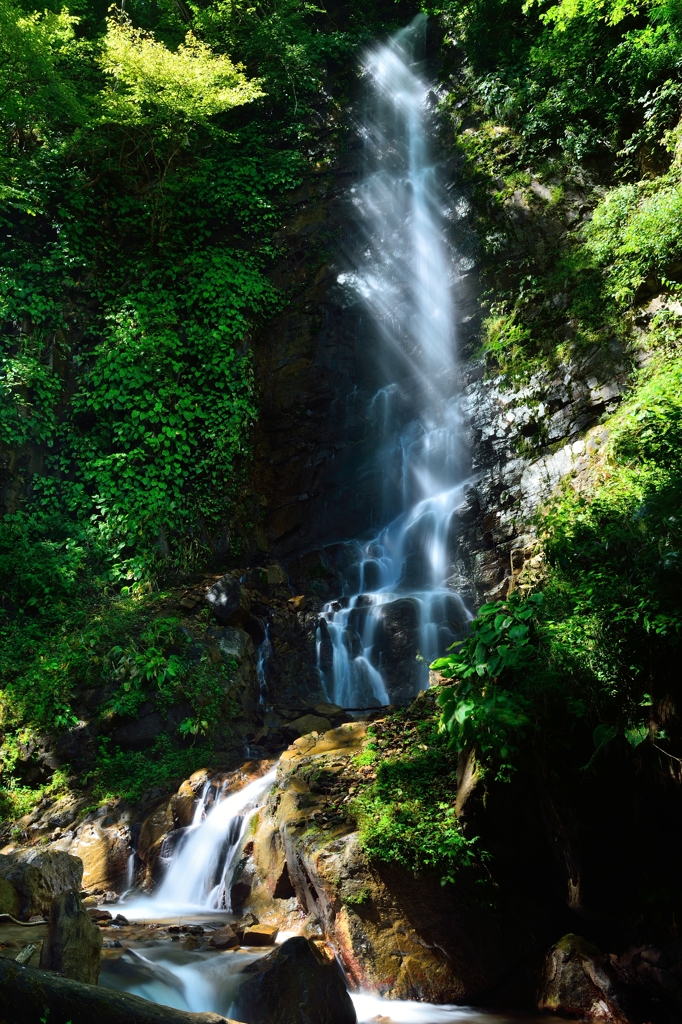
426, 0, 682, 925
0, 0, 412, 818
1, 0, 682, 933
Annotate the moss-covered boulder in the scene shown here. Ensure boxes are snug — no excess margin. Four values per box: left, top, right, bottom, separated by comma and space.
538, 933, 632, 1023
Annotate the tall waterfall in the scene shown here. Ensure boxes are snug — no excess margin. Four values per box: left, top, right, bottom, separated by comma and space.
319, 16, 471, 709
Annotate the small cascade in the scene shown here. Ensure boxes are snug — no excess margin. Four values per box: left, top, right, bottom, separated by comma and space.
256, 625, 272, 705
122, 769, 276, 918
318, 17, 472, 708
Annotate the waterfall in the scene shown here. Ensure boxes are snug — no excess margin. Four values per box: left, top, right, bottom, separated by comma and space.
319, 16, 471, 709
121, 769, 276, 918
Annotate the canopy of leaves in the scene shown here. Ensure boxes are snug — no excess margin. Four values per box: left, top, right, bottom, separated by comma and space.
99, 17, 263, 129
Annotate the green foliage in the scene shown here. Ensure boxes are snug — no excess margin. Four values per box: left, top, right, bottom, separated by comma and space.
351, 704, 484, 884
583, 171, 682, 302
89, 733, 216, 803
434, 350, 682, 776
433, 592, 544, 763
1, 0, 409, 821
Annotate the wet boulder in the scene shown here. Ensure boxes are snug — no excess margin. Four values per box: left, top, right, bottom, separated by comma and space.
39, 889, 102, 984
0, 849, 83, 920
209, 925, 239, 949
373, 598, 422, 705
538, 934, 632, 1023
234, 936, 356, 1024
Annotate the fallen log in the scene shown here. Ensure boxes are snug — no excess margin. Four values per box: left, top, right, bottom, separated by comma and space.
0, 956, 245, 1024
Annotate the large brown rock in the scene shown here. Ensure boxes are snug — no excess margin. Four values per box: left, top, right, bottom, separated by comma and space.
69, 820, 130, 892
0, 956, 243, 1024
242, 722, 546, 1003
0, 850, 82, 920
538, 934, 632, 1022
234, 936, 356, 1024
39, 889, 102, 984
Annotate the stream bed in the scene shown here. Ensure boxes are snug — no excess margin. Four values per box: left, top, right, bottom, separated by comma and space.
93, 915, 557, 1024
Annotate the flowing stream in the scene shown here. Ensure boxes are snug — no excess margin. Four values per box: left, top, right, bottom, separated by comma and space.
120, 770, 277, 919
102, 770, 551, 1024
317, 15, 471, 710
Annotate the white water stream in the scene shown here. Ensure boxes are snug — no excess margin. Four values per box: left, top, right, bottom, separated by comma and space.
120, 770, 276, 920
317, 15, 471, 709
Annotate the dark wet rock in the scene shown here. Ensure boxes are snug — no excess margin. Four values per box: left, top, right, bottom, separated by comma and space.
0, 956, 240, 1024
87, 908, 112, 923
373, 598, 421, 705
0, 875, 21, 917
234, 936, 356, 1024
0, 850, 83, 920
538, 934, 632, 1023
206, 575, 248, 626
39, 889, 102, 984
111, 712, 163, 750
614, 944, 682, 1021
208, 925, 239, 949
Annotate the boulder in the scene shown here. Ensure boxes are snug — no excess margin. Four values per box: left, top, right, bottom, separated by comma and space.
0, 956, 243, 1024
206, 576, 249, 626
69, 820, 130, 892
39, 889, 102, 984
0, 875, 21, 918
538, 934, 632, 1022
209, 925, 239, 950
234, 936, 356, 1024
0, 850, 83, 920
242, 924, 278, 946
287, 714, 332, 737
112, 712, 163, 750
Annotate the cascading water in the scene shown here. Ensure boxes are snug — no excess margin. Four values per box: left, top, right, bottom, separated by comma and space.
121, 769, 276, 918
318, 16, 471, 709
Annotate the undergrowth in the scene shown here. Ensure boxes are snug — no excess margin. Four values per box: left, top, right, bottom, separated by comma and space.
351, 698, 484, 884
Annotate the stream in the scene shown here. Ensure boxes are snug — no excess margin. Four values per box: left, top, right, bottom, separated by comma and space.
98, 768, 554, 1024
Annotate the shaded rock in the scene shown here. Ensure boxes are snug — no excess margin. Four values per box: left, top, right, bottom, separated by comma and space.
538, 934, 632, 1022
111, 712, 163, 750
287, 714, 332, 736
0, 956, 243, 1024
209, 925, 239, 949
39, 889, 102, 984
214, 626, 251, 663
614, 944, 682, 1020
314, 703, 344, 718
206, 576, 248, 626
234, 936, 356, 1024
0, 875, 21, 918
373, 598, 422, 705
87, 908, 112, 924
0, 850, 83, 920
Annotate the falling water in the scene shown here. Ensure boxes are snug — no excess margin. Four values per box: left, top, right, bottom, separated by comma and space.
120, 770, 276, 918
319, 16, 471, 709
